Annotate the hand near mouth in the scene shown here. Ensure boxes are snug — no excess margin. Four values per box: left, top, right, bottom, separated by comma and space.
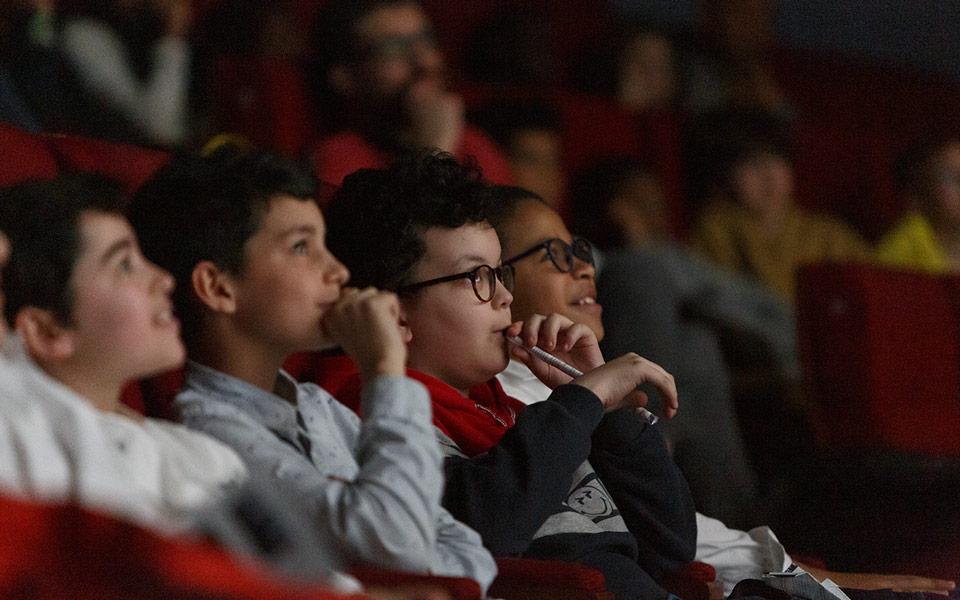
503, 312, 604, 389
322, 286, 407, 382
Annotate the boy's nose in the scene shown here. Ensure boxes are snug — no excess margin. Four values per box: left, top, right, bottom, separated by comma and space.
151, 263, 175, 293
494, 282, 513, 308
326, 255, 350, 286
572, 257, 595, 280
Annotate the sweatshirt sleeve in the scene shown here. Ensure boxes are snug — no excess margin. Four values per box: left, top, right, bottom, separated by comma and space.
588, 409, 698, 578
439, 383, 604, 556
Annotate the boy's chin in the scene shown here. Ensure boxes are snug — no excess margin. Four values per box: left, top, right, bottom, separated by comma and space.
480, 353, 511, 382
132, 352, 187, 381
300, 334, 341, 354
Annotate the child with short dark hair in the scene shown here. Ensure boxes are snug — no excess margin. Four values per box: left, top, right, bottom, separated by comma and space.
0, 174, 246, 531
319, 151, 697, 600
127, 148, 496, 592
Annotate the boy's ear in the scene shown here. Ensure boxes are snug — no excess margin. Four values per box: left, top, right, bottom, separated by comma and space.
396, 302, 414, 344
16, 307, 75, 362
191, 261, 238, 315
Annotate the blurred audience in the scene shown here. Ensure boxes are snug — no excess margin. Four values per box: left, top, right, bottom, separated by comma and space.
680, 0, 789, 117
59, 0, 193, 147
308, 0, 510, 185
569, 156, 800, 528
689, 108, 870, 302
877, 135, 960, 274
0, 0, 58, 132
472, 99, 566, 214
576, 23, 679, 114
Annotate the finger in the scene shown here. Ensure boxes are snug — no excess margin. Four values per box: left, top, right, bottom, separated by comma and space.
539, 313, 574, 351
556, 323, 596, 352
520, 314, 547, 347
635, 358, 678, 417
353, 286, 381, 302
624, 389, 648, 407
896, 577, 956, 593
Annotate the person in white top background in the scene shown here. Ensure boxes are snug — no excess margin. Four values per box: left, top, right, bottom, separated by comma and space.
484, 183, 956, 597
59, 0, 192, 146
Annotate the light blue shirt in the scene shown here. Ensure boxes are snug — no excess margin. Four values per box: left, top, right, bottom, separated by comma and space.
176, 362, 496, 592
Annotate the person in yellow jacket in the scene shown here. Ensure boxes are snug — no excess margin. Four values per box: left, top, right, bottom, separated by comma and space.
689, 109, 870, 302
877, 136, 960, 274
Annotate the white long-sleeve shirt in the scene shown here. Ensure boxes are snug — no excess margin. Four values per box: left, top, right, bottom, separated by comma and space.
60, 18, 190, 146
0, 337, 246, 533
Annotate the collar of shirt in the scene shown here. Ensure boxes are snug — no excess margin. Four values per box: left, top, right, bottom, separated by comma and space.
183, 361, 303, 437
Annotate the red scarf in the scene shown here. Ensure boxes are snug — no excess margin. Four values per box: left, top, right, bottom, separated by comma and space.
310, 355, 527, 457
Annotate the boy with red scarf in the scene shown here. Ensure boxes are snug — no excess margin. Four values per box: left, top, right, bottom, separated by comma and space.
317, 152, 697, 600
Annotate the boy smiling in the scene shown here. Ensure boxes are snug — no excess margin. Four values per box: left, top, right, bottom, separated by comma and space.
0, 175, 245, 531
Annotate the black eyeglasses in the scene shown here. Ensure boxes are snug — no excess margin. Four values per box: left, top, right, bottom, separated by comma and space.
398, 264, 515, 302
503, 237, 594, 273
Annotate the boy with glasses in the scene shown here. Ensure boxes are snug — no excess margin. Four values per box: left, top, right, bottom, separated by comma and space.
126, 147, 496, 593
489, 186, 959, 598
318, 152, 697, 600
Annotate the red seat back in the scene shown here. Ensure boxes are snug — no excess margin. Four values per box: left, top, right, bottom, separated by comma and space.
797, 262, 960, 456
0, 494, 365, 600
43, 133, 170, 195
0, 123, 58, 186
209, 57, 314, 157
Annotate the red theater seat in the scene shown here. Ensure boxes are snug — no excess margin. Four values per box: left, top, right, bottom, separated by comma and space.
43, 133, 170, 195
796, 262, 960, 456
0, 493, 367, 600
209, 56, 314, 157
0, 123, 58, 186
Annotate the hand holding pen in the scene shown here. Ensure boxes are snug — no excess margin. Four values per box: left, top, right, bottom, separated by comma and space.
504, 314, 676, 421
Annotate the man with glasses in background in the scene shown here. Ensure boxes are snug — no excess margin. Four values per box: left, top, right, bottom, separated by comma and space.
309, 0, 511, 188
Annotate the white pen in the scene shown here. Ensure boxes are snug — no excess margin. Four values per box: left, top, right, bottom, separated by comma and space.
504, 334, 659, 425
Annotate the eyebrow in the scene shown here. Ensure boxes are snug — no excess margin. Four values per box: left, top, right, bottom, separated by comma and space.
277, 225, 318, 239
453, 253, 493, 270
99, 238, 134, 266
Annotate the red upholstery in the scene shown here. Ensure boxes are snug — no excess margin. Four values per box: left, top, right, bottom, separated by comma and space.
488, 557, 715, 600
349, 565, 481, 600
489, 557, 612, 600
139, 368, 187, 421
796, 262, 960, 456
0, 123, 58, 186
0, 493, 367, 600
43, 133, 170, 195
119, 380, 147, 415
555, 93, 643, 177
422, 0, 610, 82
632, 108, 688, 236
209, 56, 314, 157
791, 121, 898, 242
